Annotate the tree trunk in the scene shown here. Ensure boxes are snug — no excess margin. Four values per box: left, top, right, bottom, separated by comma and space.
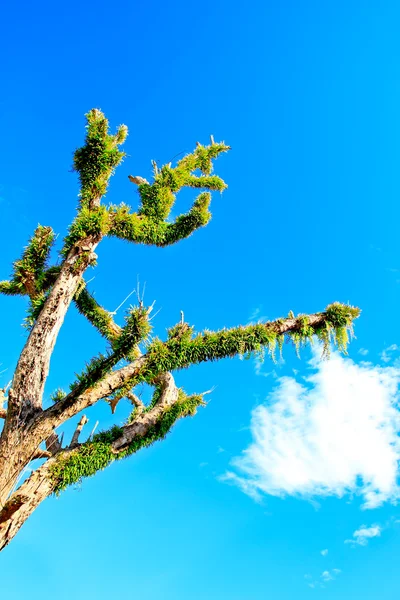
10, 239, 99, 419
0, 461, 54, 551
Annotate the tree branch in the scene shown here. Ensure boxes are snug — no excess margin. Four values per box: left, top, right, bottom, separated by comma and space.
70, 415, 89, 447
34, 303, 359, 442
3, 110, 127, 421
9, 237, 101, 419
74, 284, 122, 343
111, 372, 179, 452
108, 192, 213, 247
47, 381, 204, 495
45, 431, 62, 455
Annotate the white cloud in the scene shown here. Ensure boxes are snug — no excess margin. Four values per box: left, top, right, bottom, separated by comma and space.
321, 549, 328, 556
358, 348, 369, 356
345, 524, 382, 546
223, 352, 400, 508
381, 344, 399, 363
306, 568, 341, 589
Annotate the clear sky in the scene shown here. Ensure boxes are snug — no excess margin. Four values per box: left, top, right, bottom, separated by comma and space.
1, 0, 400, 598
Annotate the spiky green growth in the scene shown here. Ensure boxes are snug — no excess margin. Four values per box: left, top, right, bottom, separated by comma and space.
50, 388, 66, 403
107, 139, 228, 247
69, 352, 115, 393
68, 304, 152, 394
73, 109, 127, 209
176, 141, 229, 175
113, 306, 152, 356
49, 393, 204, 494
108, 191, 213, 247
137, 142, 228, 222
136, 303, 360, 383
0, 280, 22, 296
287, 303, 360, 358
74, 286, 121, 343
167, 321, 194, 343
62, 206, 110, 255
0, 225, 54, 299
162, 192, 212, 245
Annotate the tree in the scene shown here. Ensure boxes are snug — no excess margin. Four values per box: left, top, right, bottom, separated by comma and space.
0, 109, 359, 551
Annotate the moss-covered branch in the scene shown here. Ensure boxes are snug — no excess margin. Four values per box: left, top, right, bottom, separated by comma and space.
108, 190, 213, 247
38, 302, 359, 435
67, 304, 151, 396
48, 392, 204, 494
0, 225, 55, 299
107, 138, 229, 247
134, 141, 229, 222
73, 108, 127, 210
139, 302, 360, 381
74, 284, 122, 343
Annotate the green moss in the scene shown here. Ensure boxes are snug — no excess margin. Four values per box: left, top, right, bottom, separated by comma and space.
69, 352, 116, 393
112, 306, 152, 356
73, 109, 127, 209
1, 225, 55, 299
50, 388, 66, 403
74, 286, 120, 343
0, 280, 22, 295
62, 206, 110, 255
131, 303, 360, 384
107, 139, 228, 248
49, 395, 204, 494
68, 304, 152, 394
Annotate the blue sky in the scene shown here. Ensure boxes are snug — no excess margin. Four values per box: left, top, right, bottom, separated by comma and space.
2, 0, 400, 597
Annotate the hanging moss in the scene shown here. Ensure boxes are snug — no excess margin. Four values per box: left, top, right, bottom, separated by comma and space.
133, 303, 361, 384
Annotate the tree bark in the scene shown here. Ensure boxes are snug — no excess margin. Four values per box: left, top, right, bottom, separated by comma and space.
9, 238, 99, 420
0, 460, 54, 551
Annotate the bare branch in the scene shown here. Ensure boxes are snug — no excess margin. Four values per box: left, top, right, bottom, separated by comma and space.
45, 432, 62, 455
109, 389, 145, 414
112, 373, 179, 453
126, 391, 145, 410
31, 449, 52, 460
128, 175, 149, 185
70, 415, 89, 447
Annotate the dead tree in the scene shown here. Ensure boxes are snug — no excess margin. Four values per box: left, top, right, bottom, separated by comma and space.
0, 109, 359, 550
